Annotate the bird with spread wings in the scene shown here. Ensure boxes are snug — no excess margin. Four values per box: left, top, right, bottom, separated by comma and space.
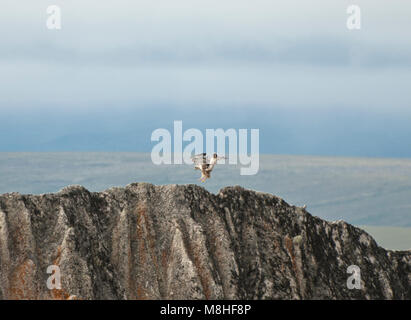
191, 153, 226, 182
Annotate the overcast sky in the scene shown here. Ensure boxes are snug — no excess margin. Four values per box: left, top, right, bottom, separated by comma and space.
1, 0, 410, 110
1, 1, 410, 155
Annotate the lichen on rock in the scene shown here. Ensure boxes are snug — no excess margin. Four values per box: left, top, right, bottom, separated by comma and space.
0, 183, 409, 300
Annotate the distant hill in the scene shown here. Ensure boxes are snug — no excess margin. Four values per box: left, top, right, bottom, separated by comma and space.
1, 153, 410, 228
361, 226, 411, 251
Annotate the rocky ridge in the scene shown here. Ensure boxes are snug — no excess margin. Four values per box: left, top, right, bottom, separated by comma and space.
0, 183, 409, 299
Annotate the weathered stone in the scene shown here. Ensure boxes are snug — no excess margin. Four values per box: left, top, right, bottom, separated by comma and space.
0, 183, 409, 299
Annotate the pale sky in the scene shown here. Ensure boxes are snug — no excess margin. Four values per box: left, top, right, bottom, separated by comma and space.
0, 1, 410, 155
1, 0, 410, 110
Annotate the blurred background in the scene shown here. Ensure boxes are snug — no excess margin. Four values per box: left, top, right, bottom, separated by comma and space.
0, 1, 410, 249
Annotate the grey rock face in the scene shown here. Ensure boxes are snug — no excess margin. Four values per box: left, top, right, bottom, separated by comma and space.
0, 183, 409, 300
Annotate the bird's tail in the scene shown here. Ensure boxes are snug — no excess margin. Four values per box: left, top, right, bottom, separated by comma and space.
199, 172, 210, 182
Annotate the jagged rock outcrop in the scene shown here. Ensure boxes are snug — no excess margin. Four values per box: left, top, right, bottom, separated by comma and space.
0, 183, 409, 300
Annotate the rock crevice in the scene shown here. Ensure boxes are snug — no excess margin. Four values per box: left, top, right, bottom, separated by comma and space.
0, 183, 409, 300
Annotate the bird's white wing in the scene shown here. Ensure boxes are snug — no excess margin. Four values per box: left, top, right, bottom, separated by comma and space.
191, 153, 209, 165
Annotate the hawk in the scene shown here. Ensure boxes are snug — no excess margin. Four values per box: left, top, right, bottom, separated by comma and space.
191, 153, 226, 182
